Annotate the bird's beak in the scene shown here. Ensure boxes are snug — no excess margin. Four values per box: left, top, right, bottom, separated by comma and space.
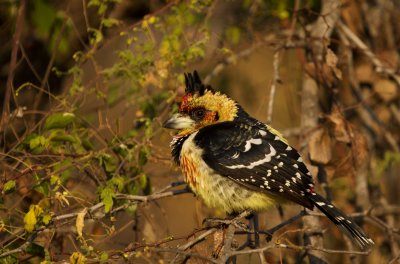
163, 113, 195, 130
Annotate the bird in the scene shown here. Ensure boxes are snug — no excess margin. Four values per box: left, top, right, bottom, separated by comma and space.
163, 70, 374, 250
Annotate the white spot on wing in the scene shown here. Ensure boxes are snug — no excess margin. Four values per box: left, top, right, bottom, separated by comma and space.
226, 145, 277, 169
259, 130, 267, 136
244, 138, 262, 152
316, 202, 325, 206
286, 146, 292, 151
232, 152, 240, 159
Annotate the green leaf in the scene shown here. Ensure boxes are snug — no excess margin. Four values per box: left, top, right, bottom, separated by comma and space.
42, 213, 52, 225
100, 187, 115, 213
43, 112, 75, 130
2, 180, 16, 194
88, 28, 103, 44
138, 174, 151, 195
34, 180, 50, 196
70, 252, 86, 264
111, 175, 125, 192
29, 135, 49, 152
102, 18, 120, 28
100, 252, 109, 263
0, 255, 18, 264
138, 146, 149, 167
49, 129, 77, 143
82, 139, 94, 150
125, 203, 137, 215
50, 175, 60, 185
225, 26, 241, 45
104, 157, 117, 173
97, 153, 117, 174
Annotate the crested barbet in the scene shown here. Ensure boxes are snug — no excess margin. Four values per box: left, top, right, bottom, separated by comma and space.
163, 71, 374, 250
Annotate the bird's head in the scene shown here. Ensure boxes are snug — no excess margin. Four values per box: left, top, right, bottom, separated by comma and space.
163, 71, 239, 134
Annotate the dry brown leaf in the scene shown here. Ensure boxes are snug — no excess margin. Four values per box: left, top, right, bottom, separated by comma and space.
326, 107, 352, 143
76, 208, 87, 237
326, 48, 342, 77
374, 78, 398, 102
326, 48, 342, 80
308, 127, 332, 165
330, 142, 355, 180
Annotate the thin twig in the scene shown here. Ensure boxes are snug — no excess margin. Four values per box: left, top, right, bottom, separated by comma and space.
266, 50, 281, 124
0, 0, 26, 136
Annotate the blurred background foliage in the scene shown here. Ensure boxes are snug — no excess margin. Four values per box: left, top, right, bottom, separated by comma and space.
0, 0, 399, 263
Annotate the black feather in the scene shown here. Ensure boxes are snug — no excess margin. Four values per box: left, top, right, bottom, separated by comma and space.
171, 134, 190, 165
309, 194, 374, 250
184, 71, 206, 95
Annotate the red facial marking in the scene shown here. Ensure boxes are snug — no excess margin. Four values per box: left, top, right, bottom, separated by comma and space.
203, 111, 217, 122
179, 93, 192, 112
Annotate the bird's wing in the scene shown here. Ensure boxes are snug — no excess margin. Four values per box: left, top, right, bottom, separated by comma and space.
194, 121, 315, 209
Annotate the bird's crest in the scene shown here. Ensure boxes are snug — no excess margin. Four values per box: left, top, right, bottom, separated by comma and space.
184, 71, 206, 96
180, 71, 213, 112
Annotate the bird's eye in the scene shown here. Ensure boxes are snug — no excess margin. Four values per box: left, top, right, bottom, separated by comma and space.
191, 108, 206, 121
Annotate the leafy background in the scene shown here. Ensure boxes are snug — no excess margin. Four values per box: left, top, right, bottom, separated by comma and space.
0, 0, 399, 263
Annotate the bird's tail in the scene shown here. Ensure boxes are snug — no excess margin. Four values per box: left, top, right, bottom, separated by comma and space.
309, 193, 374, 250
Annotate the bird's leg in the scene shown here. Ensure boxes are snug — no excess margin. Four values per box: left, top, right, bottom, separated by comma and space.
252, 213, 260, 248
235, 213, 260, 250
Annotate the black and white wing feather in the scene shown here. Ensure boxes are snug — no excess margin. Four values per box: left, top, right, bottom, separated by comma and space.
194, 121, 316, 209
